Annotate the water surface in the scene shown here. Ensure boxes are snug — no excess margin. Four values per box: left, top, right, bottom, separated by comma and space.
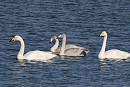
0, 0, 130, 87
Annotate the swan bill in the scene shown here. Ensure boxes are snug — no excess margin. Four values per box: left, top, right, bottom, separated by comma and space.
9, 38, 14, 42
98, 33, 103, 37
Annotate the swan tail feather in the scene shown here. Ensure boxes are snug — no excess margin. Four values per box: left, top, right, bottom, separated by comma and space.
80, 49, 89, 56
84, 49, 89, 54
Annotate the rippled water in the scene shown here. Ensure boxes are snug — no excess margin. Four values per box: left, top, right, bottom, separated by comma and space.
0, 0, 130, 87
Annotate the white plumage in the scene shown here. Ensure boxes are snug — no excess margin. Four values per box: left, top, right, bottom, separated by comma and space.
98, 31, 130, 60
9, 35, 56, 61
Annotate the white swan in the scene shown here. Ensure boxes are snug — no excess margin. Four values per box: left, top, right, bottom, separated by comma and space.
57, 33, 89, 56
98, 31, 130, 60
49, 35, 88, 54
9, 35, 57, 61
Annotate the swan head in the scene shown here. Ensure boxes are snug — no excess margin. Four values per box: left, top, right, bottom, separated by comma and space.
57, 33, 66, 38
9, 35, 22, 42
98, 31, 107, 37
49, 35, 57, 43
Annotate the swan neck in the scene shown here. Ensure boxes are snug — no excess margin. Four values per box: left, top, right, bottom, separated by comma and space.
99, 36, 107, 58
17, 38, 25, 59
60, 37, 66, 55
50, 39, 59, 52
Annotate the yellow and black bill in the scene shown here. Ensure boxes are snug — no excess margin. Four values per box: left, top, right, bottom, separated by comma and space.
98, 33, 103, 37
9, 37, 14, 42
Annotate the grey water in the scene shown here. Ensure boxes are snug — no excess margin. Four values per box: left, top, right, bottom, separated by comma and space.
0, 0, 130, 87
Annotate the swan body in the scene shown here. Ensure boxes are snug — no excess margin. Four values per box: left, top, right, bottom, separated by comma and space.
57, 33, 89, 56
64, 48, 89, 56
23, 51, 56, 61
9, 35, 56, 61
50, 35, 86, 53
98, 31, 130, 60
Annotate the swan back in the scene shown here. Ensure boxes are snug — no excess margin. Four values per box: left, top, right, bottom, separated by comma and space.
65, 44, 86, 49
104, 49, 130, 59
64, 48, 89, 56
24, 51, 57, 61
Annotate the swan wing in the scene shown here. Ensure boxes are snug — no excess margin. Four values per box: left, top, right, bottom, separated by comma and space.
64, 48, 89, 56
24, 50, 57, 61
57, 44, 87, 52
105, 49, 130, 59
65, 44, 86, 50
